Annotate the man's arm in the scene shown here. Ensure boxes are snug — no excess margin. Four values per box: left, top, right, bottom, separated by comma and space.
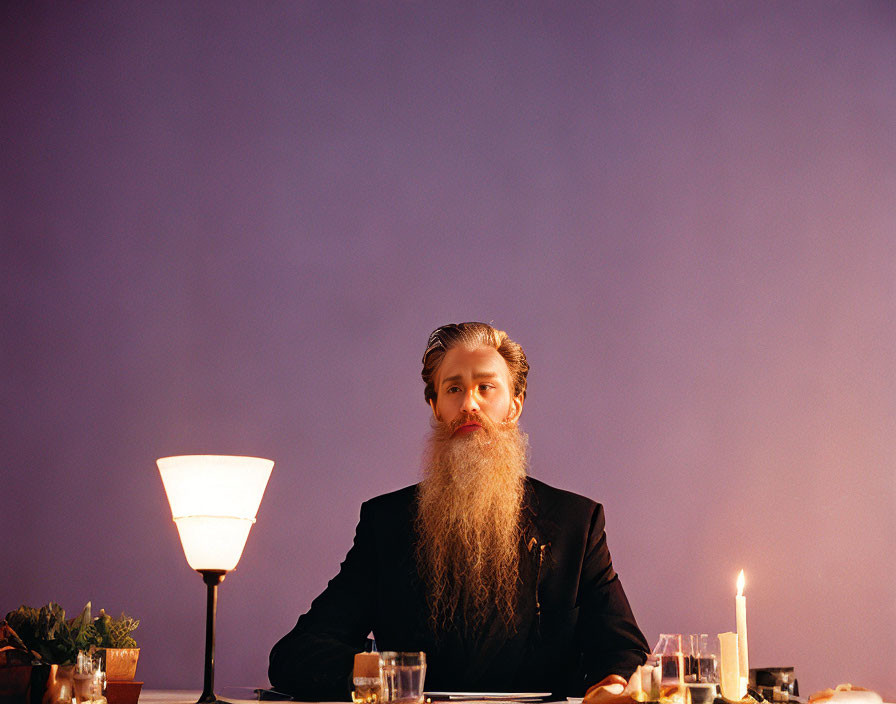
577, 504, 649, 688
269, 501, 378, 701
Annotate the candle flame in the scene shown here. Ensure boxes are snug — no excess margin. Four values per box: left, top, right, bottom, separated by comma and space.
737, 569, 745, 596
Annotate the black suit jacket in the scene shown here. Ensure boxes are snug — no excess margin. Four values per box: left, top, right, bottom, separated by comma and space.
269, 478, 648, 700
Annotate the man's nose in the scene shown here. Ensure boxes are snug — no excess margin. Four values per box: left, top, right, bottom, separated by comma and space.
461, 390, 480, 413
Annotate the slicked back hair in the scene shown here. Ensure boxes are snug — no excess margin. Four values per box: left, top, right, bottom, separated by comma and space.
421, 322, 529, 405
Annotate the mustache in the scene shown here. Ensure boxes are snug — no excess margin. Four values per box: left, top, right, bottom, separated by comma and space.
435, 411, 502, 438
449, 412, 491, 431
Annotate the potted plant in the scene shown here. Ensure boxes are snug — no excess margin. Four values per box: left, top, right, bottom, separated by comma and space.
3, 603, 100, 704
0, 621, 37, 703
1, 603, 141, 704
92, 611, 139, 682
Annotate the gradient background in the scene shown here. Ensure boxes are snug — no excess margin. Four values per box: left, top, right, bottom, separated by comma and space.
2, 1, 894, 699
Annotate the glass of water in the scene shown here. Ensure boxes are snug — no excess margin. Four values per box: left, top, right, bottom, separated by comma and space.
379, 652, 426, 704
652, 634, 684, 685
688, 634, 719, 684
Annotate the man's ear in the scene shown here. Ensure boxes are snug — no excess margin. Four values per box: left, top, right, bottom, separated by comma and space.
507, 394, 524, 423
429, 398, 441, 422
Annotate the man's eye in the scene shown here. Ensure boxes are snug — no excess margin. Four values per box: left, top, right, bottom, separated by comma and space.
479, 384, 494, 392
447, 386, 461, 393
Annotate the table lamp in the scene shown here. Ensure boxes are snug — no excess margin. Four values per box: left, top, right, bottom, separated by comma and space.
157, 454, 274, 704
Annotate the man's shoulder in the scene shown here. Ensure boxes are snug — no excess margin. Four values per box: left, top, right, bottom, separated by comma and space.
361, 483, 419, 514
527, 476, 602, 518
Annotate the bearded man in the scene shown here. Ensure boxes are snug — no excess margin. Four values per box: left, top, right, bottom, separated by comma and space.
269, 322, 649, 700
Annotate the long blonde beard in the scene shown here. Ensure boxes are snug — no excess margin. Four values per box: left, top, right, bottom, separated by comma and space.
415, 413, 528, 634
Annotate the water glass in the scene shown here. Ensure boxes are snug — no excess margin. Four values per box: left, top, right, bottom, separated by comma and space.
652, 633, 684, 685
688, 634, 719, 684
379, 652, 426, 704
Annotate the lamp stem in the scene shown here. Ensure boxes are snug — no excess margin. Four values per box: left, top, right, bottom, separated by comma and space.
198, 570, 226, 704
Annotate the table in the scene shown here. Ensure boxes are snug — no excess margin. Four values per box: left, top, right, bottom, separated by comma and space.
140, 691, 345, 704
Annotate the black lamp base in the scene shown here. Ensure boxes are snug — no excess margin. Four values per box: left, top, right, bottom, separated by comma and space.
197, 569, 227, 704
197, 696, 233, 704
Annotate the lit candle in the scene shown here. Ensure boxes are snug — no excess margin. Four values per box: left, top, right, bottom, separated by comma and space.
736, 570, 749, 686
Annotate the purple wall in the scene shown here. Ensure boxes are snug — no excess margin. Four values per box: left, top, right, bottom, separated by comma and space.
2, 1, 894, 699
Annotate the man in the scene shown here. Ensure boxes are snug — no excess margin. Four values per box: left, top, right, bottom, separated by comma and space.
269, 322, 648, 700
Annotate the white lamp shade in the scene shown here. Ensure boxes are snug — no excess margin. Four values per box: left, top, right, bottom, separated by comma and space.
173, 516, 254, 571
157, 455, 274, 571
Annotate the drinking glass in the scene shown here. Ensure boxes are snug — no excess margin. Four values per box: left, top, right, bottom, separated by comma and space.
688, 634, 719, 684
379, 652, 426, 704
652, 634, 683, 685
682, 635, 697, 683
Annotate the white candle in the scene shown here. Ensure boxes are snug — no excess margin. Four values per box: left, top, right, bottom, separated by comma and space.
736, 570, 749, 684
718, 632, 745, 700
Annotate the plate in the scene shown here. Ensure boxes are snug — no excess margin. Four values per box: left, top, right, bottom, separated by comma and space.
424, 693, 552, 701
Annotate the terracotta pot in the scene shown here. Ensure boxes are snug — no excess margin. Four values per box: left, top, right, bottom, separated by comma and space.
0, 664, 33, 702
103, 681, 142, 704
98, 650, 139, 682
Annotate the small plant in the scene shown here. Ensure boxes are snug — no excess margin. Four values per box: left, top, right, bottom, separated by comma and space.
4, 602, 100, 665
93, 610, 139, 649
2, 603, 139, 665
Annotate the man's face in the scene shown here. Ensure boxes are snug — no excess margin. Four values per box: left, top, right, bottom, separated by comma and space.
429, 345, 524, 433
